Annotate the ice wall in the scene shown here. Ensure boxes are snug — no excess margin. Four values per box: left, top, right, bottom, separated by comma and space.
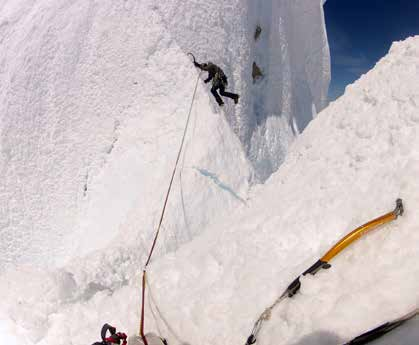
0, 0, 251, 270
156, 0, 330, 180
0, 0, 329, 270
2, 35, 419, 345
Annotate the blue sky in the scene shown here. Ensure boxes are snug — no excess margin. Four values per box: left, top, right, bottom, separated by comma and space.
324, 0, 419, 101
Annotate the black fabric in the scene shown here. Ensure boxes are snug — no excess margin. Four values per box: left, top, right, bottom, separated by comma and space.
101, 324, 116, 341
345, 320, 406, 345
195, 61, 238, 106
211, 83, 238, 106
195, 62, 226, 84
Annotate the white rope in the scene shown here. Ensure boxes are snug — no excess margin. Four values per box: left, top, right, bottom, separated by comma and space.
247, 293, 288, 344
146, 274, 185, 344
141, 71, 201, 345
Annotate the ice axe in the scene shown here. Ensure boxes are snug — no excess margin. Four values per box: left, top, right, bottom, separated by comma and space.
246, 199, 404, 345
187, 52, 197, 64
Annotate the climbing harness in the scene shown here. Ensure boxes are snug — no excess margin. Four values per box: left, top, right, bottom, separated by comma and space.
245, 199, 404, 345
138, 71, 201, 345
344, 307, 419, 344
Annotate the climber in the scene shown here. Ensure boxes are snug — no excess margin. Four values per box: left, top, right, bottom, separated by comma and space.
127, 333, 168, 345
190, 54, 239, 107
91, 324, 128, 345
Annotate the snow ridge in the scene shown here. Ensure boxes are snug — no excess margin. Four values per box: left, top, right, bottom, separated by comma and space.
2, 34, 419, 345
7, 2, 419, 345
0, 0, 329, 269
0, 0, 252, 269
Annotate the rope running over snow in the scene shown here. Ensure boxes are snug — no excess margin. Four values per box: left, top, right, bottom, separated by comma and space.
139, 71, 202, 344
146, 273, 185, 344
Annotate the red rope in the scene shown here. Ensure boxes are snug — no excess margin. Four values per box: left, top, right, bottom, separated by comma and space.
139, 72, 201, 339
140, 270, 149, 345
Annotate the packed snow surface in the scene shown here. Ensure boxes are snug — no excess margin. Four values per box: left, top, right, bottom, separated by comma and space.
2, 28, 419, 345
159, 0, 330, 180
137, 36, 419, 345
1, 0, 329, 270
0, 0, 253, 269
1, 0, 418, 344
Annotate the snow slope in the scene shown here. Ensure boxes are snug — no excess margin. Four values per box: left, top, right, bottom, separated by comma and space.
145, 36, 419, 345
0, 0, 252, 270
0, 0, 329, 271
136, 36, 419, 345
158, 0, 330, 180
2, 35, 419, 345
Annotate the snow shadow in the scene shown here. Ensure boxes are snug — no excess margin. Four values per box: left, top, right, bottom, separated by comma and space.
291, 331, 342, 345
292, 317, 419, 345
371, 316, 419, 345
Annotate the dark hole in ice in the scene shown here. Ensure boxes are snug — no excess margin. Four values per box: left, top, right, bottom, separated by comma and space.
252, 62, 263, 82
254, 25, 262, 41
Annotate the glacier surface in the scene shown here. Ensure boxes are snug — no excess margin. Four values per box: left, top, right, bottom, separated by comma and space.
3, 1, 419, 345
158, 0, 330, 180
0, 0, 254, 269
1, 31, 419, 345
0, 0, 329, 270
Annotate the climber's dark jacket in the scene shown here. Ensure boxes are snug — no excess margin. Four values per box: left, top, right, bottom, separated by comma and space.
194, 61, 239, 106
194, 61, 228, 86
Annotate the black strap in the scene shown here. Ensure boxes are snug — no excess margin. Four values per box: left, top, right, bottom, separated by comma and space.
345, 320, 406, 344
246, 335, 256, 345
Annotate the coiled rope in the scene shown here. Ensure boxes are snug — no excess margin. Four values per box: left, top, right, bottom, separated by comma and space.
139, 71, 201, 345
